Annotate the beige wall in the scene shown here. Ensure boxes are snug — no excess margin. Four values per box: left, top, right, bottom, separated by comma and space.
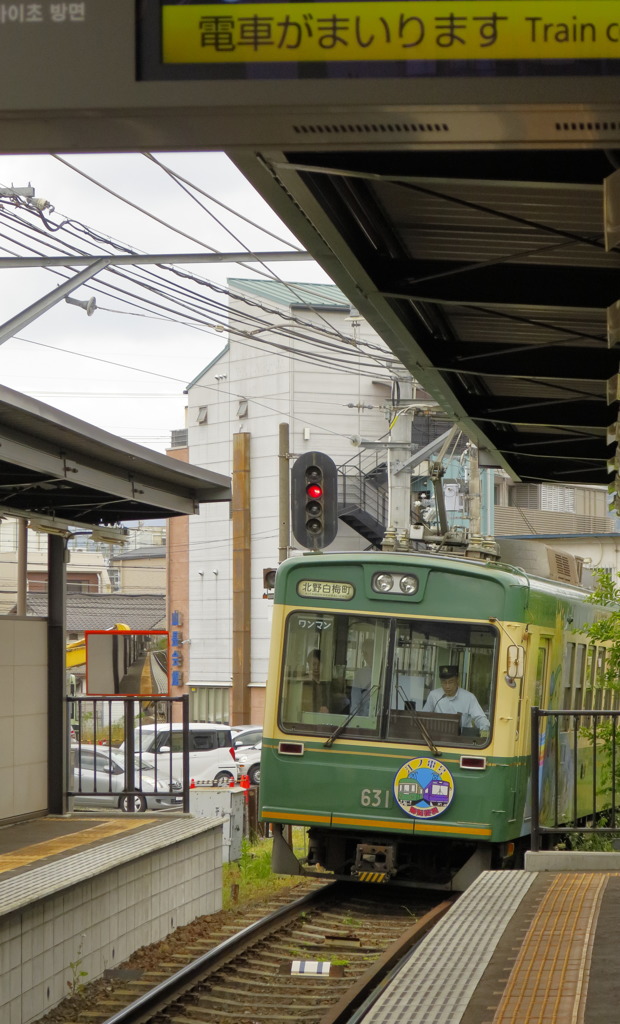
495, 506, 616, 537
0, 547, 111, 614
111, 556, 166, 595
0, 618, 47, 821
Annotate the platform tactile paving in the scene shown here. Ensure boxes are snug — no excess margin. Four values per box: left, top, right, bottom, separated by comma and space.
0, 814, 220, 917
491, 873, 608, 1024
363, 870, 536, 1024
0, 818, 145, 873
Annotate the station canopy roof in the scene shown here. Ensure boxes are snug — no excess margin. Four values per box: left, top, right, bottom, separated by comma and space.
236, 147, 620, 489
0, 385, 230, 527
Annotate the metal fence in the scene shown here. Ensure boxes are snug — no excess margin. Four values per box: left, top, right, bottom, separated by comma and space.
339, 465, 387, 523
530, 705, 620, 852
67, 694, 190, 813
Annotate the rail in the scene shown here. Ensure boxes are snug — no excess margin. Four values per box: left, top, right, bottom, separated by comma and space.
101, 883, 336, 1024
98, 883, 450, 1024
67, 694, 190, 813
530, 706, 620, 852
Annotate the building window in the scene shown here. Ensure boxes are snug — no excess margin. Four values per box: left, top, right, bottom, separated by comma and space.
509, 484, 540, 509
509, 483, 576, 513
189, 687, 230, 723
540, 485, 575, 513
108, 568, 121, 592
66, 578, 99, 593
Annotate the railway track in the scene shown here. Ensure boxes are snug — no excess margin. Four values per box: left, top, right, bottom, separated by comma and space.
90, 883, 451, 1024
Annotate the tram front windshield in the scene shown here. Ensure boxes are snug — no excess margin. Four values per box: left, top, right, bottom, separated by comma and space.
279, 612, 497, 747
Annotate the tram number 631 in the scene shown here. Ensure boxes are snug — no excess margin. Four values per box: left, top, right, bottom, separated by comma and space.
360, 788, 391, 808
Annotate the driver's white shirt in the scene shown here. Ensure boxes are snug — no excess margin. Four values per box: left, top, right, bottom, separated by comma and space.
422, 687, 490, 730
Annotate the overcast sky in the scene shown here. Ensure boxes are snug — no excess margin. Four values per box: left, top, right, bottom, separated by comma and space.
0, 151, 331, 452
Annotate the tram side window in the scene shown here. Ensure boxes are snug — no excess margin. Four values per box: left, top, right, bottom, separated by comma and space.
594, 647, 607, 714
573, 644, 586, 713
601, 647, 614, 710
561, 643, 574, 716
560, 642, 585, 733
582, 648, 595, 727
535, 645, 548, 710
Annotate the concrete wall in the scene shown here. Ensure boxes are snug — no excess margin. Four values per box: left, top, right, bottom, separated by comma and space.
110, 555, 166, 595
0, 823, 223, 1024
499, 536, 620, 581
0, 618, 47, 820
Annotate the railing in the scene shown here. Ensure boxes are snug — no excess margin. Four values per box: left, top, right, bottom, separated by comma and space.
338, 463, 388, 530
530, 706, 620, 852
67, 694, 190, 813
150, 651, 170, 694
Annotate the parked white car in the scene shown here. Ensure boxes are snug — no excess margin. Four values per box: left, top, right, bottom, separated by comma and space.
121, 722, 239, 787
237, 741, 262, 786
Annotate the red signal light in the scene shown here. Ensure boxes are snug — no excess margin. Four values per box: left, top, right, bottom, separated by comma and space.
306, 483, 323, 499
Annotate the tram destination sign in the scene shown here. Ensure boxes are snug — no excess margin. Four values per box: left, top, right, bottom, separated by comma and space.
141, 0, 620, 80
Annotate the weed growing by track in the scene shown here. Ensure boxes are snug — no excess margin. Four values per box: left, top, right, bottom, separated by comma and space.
223, 830, 308, 909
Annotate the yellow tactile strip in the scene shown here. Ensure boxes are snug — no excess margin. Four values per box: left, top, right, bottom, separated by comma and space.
492, 873, 610, 1024
0, 819, 147, 874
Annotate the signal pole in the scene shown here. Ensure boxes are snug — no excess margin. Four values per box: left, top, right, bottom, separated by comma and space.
383, 376, 414, 551
278, 423, 290, 563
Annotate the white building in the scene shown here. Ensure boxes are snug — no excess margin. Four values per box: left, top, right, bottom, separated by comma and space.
185, 278, 401, 723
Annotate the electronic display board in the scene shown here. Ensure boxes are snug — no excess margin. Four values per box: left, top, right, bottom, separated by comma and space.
138, 1, 620, 81
2, 1, 620, 153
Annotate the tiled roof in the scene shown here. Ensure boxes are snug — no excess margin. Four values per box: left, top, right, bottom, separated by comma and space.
24, 593, 166, 632
109, 546, 166, 562
227, 278, 351, 309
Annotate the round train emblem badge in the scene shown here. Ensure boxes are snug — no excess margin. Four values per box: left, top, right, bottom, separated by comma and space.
394, 757, 455, 819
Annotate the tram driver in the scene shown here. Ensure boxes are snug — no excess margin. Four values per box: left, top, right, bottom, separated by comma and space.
302, 649, 348, 715
422, 665, 490, 733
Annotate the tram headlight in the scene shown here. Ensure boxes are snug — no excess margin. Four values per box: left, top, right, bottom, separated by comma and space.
399, 574, 418, 595
373, 573, 394, 593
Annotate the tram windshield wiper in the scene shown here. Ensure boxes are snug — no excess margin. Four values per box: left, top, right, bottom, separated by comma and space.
323, 686, 378, 748
395, 685, 439, 757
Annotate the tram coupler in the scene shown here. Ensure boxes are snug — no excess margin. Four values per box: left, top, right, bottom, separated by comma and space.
352, 842, 396, 883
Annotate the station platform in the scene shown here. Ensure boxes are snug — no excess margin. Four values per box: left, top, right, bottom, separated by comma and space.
365, 853, 620, 1024
0, 811, 224, 1024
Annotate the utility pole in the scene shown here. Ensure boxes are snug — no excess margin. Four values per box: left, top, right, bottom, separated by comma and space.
278, 423, 290, 564
383, 376, 414, 552
468, 444, 482, 537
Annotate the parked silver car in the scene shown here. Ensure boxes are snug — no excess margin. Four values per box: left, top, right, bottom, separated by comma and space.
232, 726, 262, 754
72, 744, 183, 812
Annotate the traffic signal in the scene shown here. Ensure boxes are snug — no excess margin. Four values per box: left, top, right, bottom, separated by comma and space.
263, 568, 277, 592
291, 451, 338, 549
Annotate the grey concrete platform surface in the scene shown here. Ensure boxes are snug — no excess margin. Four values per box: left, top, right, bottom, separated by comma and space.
0, 813, 224, 1024
362, 858, 620, 1024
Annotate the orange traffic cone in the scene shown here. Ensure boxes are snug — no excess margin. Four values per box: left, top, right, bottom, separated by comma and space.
190, 778, 196, 789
